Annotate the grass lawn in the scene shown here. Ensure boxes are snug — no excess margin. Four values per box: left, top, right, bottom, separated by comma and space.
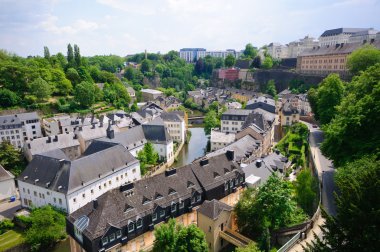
0, 229, 25, 252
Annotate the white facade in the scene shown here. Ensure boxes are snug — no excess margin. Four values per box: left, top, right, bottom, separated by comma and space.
18, 162, 141, 214
152, 141, 174, 163
287, 36, 319, 58
221, 119, 245, 133
210, 130, 236, 152
348, 29, 378, 43
267, 43, 289, 59
0, 127, 23, 149
163, 120, 185, 143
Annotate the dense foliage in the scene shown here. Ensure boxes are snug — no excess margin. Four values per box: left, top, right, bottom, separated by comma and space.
265, 80, 277, 98
304, 157, 380, 252
294, 169, 318, 216
137, 142, 159, 175
153, 219, 208, 252
0, 219, 14, 235
204, 109, 220, 135
235, 242, 262, 252
235, 174, 307, 250
347, 44, 380, 75
0, 141, 26, 176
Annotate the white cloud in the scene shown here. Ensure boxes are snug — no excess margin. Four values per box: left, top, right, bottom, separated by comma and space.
37, 15, 100, 35
96, 0, 158, 15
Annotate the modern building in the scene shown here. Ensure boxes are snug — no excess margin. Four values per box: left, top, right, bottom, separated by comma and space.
267, 42, 289, 59
0, 112, 42, 149
319, 28, 371, 47
179, 48, 206, 62
140, 89, 163, 102
18, 142, 141, 214
67, 151, 245, 252
297, 40, 380, 78
0, 165, 16, 202
220, 109, 252, 133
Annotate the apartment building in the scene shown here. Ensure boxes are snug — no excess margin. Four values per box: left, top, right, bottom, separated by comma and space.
18, 141, 141, 214
220, 109, 252, 133
160, 112, 186, 143
246, 96, 276, 114
318, 28, 370, 47
0, 112, 42, 149
179, 48, 206, 62
280, 102, 300, 126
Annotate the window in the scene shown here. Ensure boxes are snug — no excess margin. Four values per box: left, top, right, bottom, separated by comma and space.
23, 188, 25, 193
34, 191, 37, 196
171, 203, 176, 213
191, 197, 196, 204
209, 226, 211, 232
109, 181, 111, 185
152, 212, 157, 221
179, 201, 184, 209
116, 177, 119, 181
136, 219, 143, 228
116, 230, 122, 238
99, 185, 102, 190
54, 197, 56, 203
73, 198, 76, 203
196, 195, 201, 202
132, 168, 136, 173
91, 189, 94, 194
102, 236, 108, 245
128, 223, 134, 232
224, 182, 228, 191
109, 233, 116, 242
32, 125, 35, 129
160, 209, 165, 217
230, 180, 234, 188
59, 198, 62, 205
104, 183, 107, 188
82, 193, 86, 198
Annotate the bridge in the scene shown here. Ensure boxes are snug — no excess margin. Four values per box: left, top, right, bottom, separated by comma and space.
219, 228, 253, 248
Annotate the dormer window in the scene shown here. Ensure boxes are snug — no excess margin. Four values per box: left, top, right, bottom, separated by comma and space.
224, 182, 228, 191
101, 236, 108, 245
109, 233, 115, 242
187, 181, 194, 188
179, 201, 185, 209
116, 230, 122, 238
171, 203, 176, 213
224, 168, 230, 174
152, 212, 158, 221
230, 180, 234, 188
142, 196, 151, 205
136, 218, 143, 228
213, 172, 220, 178
196, 194, 201, 202
124, 204, 133, 213
128, 222, 134, 232
159, 209, 165, 217
155, 193, 163, 200
168, 188, 176, 195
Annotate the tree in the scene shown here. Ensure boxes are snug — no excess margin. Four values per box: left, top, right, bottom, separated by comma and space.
66, 68, 81, 86
321, 64, 380, 165
225, 54, 236, 67
130, 101, 138, 112
29, 77, 52, 101
252, 56, 261, 68
0, 141, 25, 176
294, 169, 318, 216
67, 43, 74, 67
347, 44, 380, 76
204, 110, 220, 135
74, 44, 81, 67
50, 69, 73, 95
235, 242, 262, 252
265, 80, 277, 97
43, 46, 50, 60
244, 43, 258, 59
25, 206, 67, 251
74, 81, 96, 108
153, 219, 208, 252
304, 157, 380, 252
143, 142, 159, 164
262, 57, 273, 69
307, 88, 319, 119
137, 149, 147, 175
316, 74, 345, 125
0, 88, 21, 107
124, 67, 136, 81
103, 82, 131, 108
141, 59, 152, 74
194, 58, 205, 75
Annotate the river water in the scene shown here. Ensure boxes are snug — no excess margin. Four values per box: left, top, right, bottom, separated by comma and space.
172, 128, 208, 168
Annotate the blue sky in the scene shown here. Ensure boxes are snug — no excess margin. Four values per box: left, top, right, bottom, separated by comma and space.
0, 0, 379, 56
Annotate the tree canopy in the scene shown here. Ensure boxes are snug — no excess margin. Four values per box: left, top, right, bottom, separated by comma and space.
74, 81, 97, 108
204, 110, 220, 135
347, 44, 380, 76
243, 43, 258, 59
265, 80, 277, 98
0, 141, 26, 176
225, 54, 236, 67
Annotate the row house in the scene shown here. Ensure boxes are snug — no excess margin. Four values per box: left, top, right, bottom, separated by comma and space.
67, 151, 245, 252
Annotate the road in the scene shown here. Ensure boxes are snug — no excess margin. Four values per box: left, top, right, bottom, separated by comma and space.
306, 122, 337, 216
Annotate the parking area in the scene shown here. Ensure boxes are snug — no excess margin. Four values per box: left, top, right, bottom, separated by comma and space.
0, 197, 21, 220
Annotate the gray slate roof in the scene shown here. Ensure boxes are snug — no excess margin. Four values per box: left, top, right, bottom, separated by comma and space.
299, 41, 380, 57
320, 28, 369, 37
242, 112, 269, 132
18, 143, 138, 194
160, 112, 183, 122
142, 119, 172, 143
0, 165, 14, 182
197, 199, 232, 220
223, 109, 252, 116
97, 126, 147, 150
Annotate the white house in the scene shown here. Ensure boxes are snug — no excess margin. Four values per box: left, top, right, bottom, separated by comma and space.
18, 142, 141, 214
0, 165, 16, 201
160, 112, 186, 144
210, 129, 236, 152
220, 109, 252, 133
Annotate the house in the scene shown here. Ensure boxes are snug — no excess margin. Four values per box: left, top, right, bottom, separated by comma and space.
220, 109, 252, 133
153, 96, 182, 111
242, 152, 290, 187
141, 89, 163, 102
43, 114, 95, 136
0, 165, 16, 202
18, 141, 141, 214
23, 133, 81, 161
245, 96, 276, 114
66, 151, 245, 252
210, 130, 236, 152
160, 112, 186, 143
0, 112, 42, 149
280, 102, 300, 126
131, 102, 164, 124
226, 102, 242, 110
126, 87, 136, 99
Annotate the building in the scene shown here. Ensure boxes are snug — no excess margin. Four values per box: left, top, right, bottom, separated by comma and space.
348, 28, 379, 44
246, 96, 276, 114
227, 102, 242, 110
220, 109, 252, 133
160, 112, 186, 143
67, 151, 245, 252
43, 115, 94, 136
297, 40, 380, 78
319, 28, 371, 47
132, 102, 164, 124
210, 130, 236, 152
153, 96, 182, 111
179, 48, 206, 62
218, 68, 240, 81
0, 112, 42, 149
280, 102, 300, 126
141, 89, 163, 102
24, 133, 81, 161
126, 87, 136, 99
287, 36, 319, 58
18, 142, 141, 214
267, 42, 289, 59
0, 165, 16, 202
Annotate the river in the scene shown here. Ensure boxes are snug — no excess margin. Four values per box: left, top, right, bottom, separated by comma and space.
172, 128, 208, 168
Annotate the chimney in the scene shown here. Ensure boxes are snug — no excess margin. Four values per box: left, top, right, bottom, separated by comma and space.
34, 179, 39, 184
99, 121, 103, 128
165, 168, 177, 177
27, 143, 31, 149
106, 122, 114, 139
226, 150, 235, 161
53, 135, 58, 142
255, 159, 262, 168
120, 182, 134, 192
47, 136, 51, 143
93, 199, 98, 209
23, 176, 28, 180
200, 158, 209, 166
335, 44, 340, 48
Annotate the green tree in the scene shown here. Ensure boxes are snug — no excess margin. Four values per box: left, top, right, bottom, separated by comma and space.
0, 141, 26, 176
225, 54, 236, 67
50, 69, 73, 95
294, 169, 318, 215
307, 87, 319, 119
204, 110, 220, 135
74, 44, 81, 67
0, 88, 21, 107
252, 56, 261, 68
347, 44, 380, 76
25, 206, 67, 251
144, 142, 159, 164
235, 242, 262, 252
130, 101, 138, 112
29, 77, 52, 101
67, 43, 74, 67
103, 82, 131, 108
141, 59, 152, 74
304, 157, 380, 252
124, 67, 136, 81
265, 80, 277, 97
321, 63, 380, 165
66, 68, 81, 86
154, 219, 208, 252
316, 74, 345, 125
262, 57, 273, 69
43, 46, 50, 60
244, 43, 258, 59
137, 149, 147, 175
74, 81, 96, 108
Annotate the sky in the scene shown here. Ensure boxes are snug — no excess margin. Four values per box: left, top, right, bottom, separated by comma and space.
0, 0, 379, 57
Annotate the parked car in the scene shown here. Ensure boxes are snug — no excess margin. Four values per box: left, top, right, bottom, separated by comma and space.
312, 124, 318, 128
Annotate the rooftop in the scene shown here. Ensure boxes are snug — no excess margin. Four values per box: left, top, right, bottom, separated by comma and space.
198, 199, 232, 220
141, 89, 163, 95
211, 130, 236, 143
